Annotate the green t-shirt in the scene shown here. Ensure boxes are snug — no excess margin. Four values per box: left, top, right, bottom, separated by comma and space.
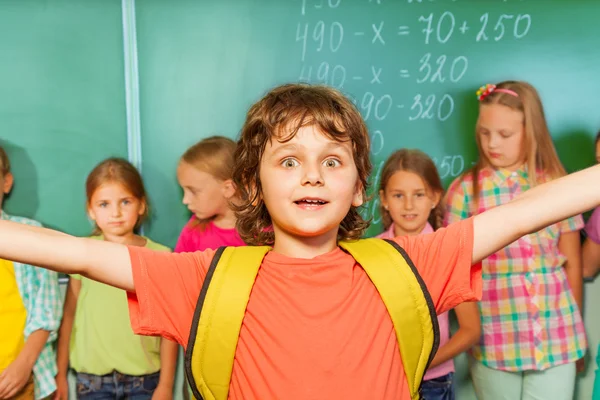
69, 236, 170, 376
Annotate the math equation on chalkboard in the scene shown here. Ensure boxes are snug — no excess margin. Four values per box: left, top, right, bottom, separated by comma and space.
292, 0, 534, 224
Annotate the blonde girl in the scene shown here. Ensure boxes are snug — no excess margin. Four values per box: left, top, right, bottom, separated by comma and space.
445, 81, 586, 400
175, 136, 244, 253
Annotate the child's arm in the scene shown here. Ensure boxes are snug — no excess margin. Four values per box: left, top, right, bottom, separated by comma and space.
583, 238, 600, 278
559, 231, 584, 311
0, 220, 134, 291
472, 164, 600, 263
583, 207, 600, 278
155, 340, 178, 399
55, 279, 80, 400
0, 330, 50, 398
429, 302, 480, 369
0, 262, 63, 399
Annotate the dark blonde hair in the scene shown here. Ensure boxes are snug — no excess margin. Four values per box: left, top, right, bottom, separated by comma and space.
86, 157, 148, 234
233, 83, 371, 245
180, 136, 237, 230
379, 149, 444, 231
0, 147, 11, 176
181, 136, 236, 181
470, 80, 565, 210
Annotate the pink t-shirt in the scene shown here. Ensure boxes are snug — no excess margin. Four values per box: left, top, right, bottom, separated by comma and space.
585, 207, 600, 244
376, 223, 454, 380
174, 217, 245, 253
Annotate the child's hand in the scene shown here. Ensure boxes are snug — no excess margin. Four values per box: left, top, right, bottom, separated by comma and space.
0, 358, 33, 399
576, 357, 585, 374
151, 383, 173, 400
53, 373, 69, 400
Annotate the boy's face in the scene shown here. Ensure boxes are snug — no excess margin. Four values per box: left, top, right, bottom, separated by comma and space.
0, 172, 14, 209
259, 124, 363, 251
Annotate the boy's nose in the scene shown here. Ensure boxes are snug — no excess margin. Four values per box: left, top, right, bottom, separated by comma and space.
302, 165, 324, 186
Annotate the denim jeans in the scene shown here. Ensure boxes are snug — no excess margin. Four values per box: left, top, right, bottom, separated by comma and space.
420, 372, 455, 400
76, 371, 160, 400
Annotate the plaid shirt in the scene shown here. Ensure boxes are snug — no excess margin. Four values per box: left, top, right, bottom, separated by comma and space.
445, 167, 586, 371
2, 212, 63, 399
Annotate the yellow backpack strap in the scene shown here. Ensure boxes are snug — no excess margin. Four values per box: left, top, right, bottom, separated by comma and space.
339, 238, 439, 400
184, 246, 271, 400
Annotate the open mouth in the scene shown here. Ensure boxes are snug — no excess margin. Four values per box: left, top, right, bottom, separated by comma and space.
294, 198, 328, 208
402, 214, 418, 221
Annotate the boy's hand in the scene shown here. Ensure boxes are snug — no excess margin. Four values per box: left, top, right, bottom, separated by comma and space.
151, 383, 173, 400
0, 358, 33, 399
53, 373, 69, 400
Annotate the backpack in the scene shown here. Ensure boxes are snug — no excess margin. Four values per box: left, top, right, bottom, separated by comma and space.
185, 238, 439, 400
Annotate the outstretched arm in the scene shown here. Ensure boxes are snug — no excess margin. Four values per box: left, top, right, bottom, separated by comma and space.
473, 164, 600, 263
0, 221, 133, 291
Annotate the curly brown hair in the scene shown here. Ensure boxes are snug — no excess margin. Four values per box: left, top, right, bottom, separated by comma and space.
233, 83, 371, 245
378, 149, 444, 232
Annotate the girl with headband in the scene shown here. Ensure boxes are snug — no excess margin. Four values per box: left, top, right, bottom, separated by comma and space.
445, 81, 586, 399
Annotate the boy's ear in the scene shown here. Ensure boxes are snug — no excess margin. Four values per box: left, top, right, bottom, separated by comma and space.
2, 172, 13, 194
351, 182, 364, 207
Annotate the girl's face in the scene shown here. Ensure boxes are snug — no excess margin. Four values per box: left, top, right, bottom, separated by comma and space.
477, 103, 525, 171
87, 182, 145, 237
177, 161, 235, 221
379, 170, 439, 237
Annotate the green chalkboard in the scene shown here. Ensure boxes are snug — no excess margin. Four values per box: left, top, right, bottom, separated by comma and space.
136, 0, 600, 245
0, 0, 128, 235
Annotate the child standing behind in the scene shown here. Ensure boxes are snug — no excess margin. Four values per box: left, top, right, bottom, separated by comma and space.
55, 158, 177, 400
445, 81, 586, 400
0, 147, 62, 400
377, 149, 480, 400
175, 136, 244, 253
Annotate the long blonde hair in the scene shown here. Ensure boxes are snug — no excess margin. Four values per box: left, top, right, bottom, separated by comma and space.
470, 81, 565, 210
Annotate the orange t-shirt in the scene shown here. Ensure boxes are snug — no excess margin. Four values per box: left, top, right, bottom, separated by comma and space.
127, 218, 480, 400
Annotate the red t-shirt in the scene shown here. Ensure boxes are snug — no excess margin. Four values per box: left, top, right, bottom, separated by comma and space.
127, 218, 481, 400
